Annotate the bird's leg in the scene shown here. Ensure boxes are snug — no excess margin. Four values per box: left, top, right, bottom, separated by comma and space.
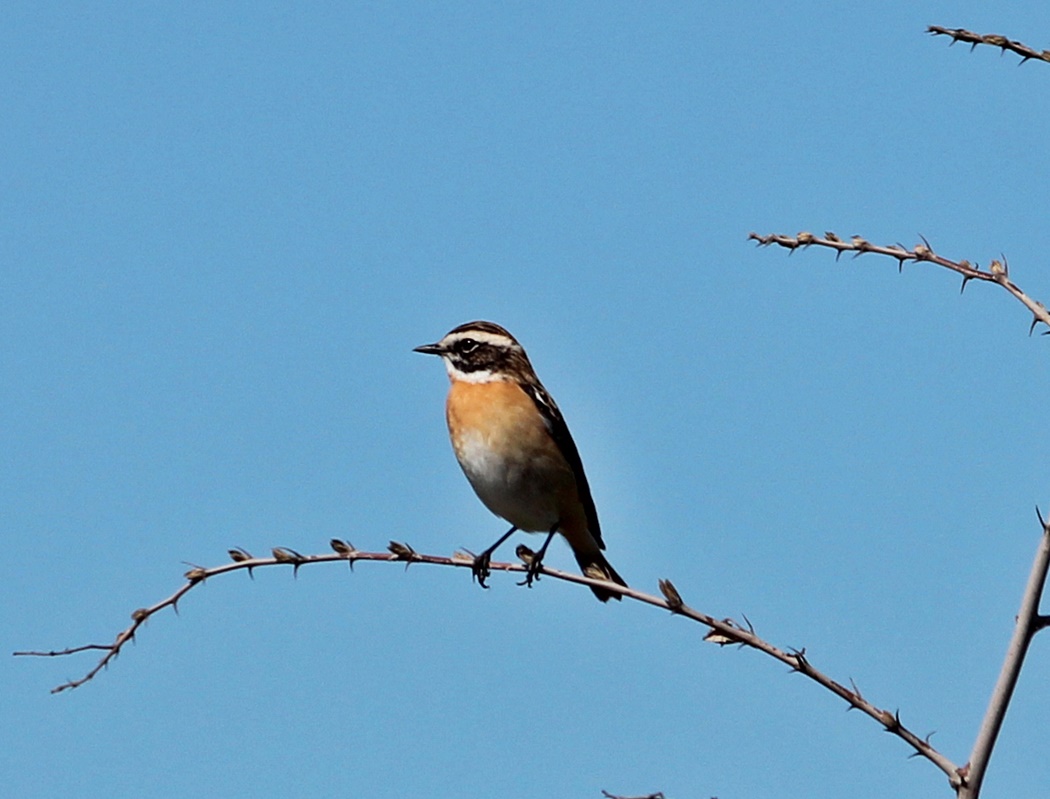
521, 524, 558, 588
471, 525, 517, 588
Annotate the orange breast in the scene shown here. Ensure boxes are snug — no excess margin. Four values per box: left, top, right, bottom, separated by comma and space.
446, 380, 554, 457
444, 379, 584, 534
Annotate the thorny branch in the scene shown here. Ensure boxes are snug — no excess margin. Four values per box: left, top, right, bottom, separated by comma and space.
10, 21, 1048, 799
748, 231, 1050, 335
752, 226, 1050, 796
16, 539, 963, 787
928, 26, 1050, 65
958, 511, 1050, 799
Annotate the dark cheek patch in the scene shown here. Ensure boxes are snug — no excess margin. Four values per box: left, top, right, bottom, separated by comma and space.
453, 348, 508, 373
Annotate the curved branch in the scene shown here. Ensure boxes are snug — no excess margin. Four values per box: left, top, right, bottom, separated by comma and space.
14, 539, 963, 787
748, 231, 1050, 335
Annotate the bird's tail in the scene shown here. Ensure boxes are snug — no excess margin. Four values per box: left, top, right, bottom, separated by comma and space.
574, 550, 628, 602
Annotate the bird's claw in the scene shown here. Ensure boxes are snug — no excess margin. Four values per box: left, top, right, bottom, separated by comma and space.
471, 550, 493, 588
516, 549, 544, 588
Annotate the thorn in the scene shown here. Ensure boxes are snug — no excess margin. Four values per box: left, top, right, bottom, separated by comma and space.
387, 540, 410, 556
960, 276, 971, 294
451, 549, 474, 564
1036, 505, 1046, 529
184, 567, 207, 582
741, 612, 755, 634
330, 538, 357, 571
888, 245, 910, 272
658, 578, 684, 612
272, 548, 304, 576
387, 541, 417, 569
329, 539, 356, 556
704, 621, 739, 646
986, 34, 1007, 51
1030, 316, 1040, 336
913, 237, 932, 260
790, 647, 810, 672
272, 547, 303, 562
881, 709, 903, 732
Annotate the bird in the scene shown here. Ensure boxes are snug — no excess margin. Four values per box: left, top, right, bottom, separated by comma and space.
414, 321, 627, 602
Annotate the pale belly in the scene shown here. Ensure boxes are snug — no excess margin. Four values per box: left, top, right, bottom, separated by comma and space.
453, 427, 569, 533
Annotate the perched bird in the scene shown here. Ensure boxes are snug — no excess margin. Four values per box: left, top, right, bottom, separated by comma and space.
415, 321, 627, 602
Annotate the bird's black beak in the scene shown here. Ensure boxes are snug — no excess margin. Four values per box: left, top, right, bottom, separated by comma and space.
413, 342, 445, 356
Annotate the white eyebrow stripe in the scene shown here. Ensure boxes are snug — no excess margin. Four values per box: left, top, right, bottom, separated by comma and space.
441, 330, 517, 349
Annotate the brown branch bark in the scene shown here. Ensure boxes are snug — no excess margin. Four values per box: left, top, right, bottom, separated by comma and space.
752, 230, 1050, 797
748, 231, 1050, 335
928, 26, 1050, 65
15, 538, 962, 787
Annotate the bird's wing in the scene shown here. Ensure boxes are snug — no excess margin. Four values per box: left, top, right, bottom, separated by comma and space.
519, 381, 605, 550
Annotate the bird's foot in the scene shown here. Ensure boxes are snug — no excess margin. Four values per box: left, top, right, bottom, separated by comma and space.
470, 549, 493, 588
515, 544, 545, 588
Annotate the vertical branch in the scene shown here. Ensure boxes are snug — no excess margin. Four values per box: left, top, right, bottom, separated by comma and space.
959, 513, 1050, 798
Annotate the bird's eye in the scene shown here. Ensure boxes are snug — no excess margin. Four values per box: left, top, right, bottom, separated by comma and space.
457, 338, 479, 354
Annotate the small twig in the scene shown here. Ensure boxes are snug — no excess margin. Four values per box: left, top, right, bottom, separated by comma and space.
928, 26, 1050, 65
748, 231, 1050, 335
12, 644, 113, 657
958, 512, 1050, 799
14, 542, 961, 788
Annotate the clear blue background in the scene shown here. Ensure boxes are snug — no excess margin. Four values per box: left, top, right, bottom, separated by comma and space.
4, 3, 1050, 797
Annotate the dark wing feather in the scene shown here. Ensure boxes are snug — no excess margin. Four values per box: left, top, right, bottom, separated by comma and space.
520, 381, 605, 550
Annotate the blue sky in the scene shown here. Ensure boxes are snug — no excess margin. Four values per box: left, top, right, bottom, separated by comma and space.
4, 3, 1050, 797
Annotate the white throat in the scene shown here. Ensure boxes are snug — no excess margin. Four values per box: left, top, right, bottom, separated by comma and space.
444, 359, 503, 384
